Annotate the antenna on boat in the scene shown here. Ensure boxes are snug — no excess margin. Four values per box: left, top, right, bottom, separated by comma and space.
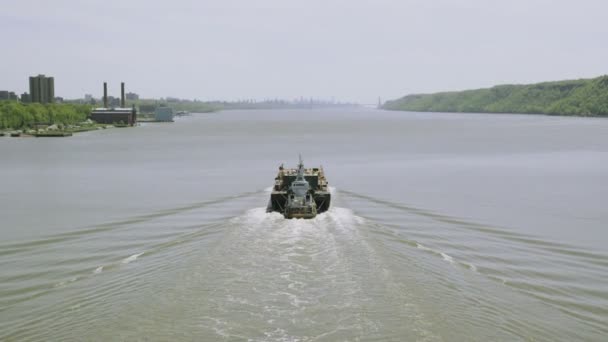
297, 154, 305, 179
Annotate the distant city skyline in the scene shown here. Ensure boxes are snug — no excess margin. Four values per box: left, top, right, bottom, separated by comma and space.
2, 0, 608, 103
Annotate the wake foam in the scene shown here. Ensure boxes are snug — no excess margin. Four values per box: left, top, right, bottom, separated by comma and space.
417, 243, 457, 265
122, 252, 144, 264
441, 252, 454, 264
416, 243, 433, 252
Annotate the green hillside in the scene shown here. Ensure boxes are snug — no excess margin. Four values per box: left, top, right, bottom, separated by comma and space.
383, 76, 608, 116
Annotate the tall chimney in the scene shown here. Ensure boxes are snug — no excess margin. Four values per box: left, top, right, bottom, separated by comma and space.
121, 82, 125, 108
103, 82, 108, 108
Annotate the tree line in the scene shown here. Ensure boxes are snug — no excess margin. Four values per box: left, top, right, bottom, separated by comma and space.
383, 75, 608, 116
0, 101, 92, 129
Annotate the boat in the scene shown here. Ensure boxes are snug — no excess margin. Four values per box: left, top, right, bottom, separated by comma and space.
267, 156, 331, 219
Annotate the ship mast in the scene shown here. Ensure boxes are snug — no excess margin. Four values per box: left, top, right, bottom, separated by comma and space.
297, 154, 305, 180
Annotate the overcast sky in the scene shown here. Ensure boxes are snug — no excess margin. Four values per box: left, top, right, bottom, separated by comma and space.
2, 0, 607, 103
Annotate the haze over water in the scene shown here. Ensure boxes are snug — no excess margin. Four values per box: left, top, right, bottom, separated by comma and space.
1, 109, 607, 341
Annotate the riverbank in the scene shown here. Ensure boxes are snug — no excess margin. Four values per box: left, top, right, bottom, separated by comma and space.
383, 75, 608, 117
1, 122, 117, 138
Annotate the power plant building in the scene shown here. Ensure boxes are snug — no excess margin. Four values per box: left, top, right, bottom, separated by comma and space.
90, 108, 136, 126
90, 82, 137, 126
29, 75, 55, 104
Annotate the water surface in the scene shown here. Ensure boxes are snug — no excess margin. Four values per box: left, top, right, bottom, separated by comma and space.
1, 109, 607, 341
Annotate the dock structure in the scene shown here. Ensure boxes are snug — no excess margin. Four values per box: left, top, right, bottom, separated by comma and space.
154, 107, 174, 122
90, 82, 137, 126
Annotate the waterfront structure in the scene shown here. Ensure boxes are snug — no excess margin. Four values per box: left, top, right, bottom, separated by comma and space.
90, 107, 136, 126
154, 106, 174, 122
89, 82, 137, 126
29, 75, 55, 104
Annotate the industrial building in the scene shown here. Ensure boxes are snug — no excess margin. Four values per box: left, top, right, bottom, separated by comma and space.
90, 82, 137, 126
90, 108, 136, 126
29, 74, 55, 103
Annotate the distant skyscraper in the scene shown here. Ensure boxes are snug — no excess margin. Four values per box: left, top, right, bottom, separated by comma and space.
29, 75, 55, 104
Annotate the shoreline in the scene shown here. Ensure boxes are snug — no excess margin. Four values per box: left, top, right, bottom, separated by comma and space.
382, 75, 608, 117
381, 108, 608, 118
0, 123, 118, 138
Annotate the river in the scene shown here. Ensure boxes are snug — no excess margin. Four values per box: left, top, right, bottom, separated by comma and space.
1, 109, 607, 341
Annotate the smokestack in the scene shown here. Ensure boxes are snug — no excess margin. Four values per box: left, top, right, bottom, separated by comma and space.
103, 82, 108, 108
121, 82, 125, 108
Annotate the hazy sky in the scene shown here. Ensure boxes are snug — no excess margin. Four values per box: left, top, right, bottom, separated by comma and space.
2, 0, 607, 103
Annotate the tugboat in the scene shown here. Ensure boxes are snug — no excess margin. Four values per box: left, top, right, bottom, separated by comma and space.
267, 156, 331, 219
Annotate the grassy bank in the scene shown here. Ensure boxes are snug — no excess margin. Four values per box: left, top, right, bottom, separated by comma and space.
383, 75, 608, 117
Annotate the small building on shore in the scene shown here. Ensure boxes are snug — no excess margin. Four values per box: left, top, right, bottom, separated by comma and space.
154, 107, 174, 122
